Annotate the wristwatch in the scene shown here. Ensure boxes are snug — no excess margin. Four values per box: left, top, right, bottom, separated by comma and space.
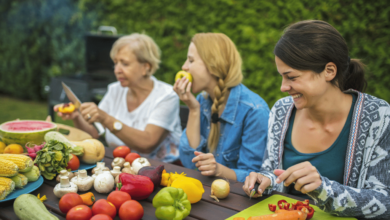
112, 121, 123, 133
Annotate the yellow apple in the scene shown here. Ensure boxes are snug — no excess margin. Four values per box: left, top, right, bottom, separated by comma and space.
175, 70, 193, 82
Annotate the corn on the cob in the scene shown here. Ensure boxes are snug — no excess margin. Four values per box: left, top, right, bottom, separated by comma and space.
0, 159, 19, 177
0, 177, 15, 193
10, 173, 28, 188
0, 185, 8, 200
0, 154, 33, 172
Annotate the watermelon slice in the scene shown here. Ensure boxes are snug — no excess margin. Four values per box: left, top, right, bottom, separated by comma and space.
0, 120, 57, 152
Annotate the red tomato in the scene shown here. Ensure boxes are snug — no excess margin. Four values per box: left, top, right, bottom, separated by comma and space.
113, 146, 131, 158
92, 199, 117, 219
66, 205, 92, 220
66, 154, 80, 171
125, 153, 141, 165
90, 214, 113, 220
119, 200, 144, 220
59, 193, 84, 213
107, 191, 132, 210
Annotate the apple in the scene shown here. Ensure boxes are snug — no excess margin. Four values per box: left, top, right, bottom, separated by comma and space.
175, 70, 193, 82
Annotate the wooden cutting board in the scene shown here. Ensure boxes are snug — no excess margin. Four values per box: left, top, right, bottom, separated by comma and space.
226, 194, 357, 220
55, 123, 92, 141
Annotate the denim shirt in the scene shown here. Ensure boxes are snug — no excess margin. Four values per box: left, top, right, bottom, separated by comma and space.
179, 84, 270, 182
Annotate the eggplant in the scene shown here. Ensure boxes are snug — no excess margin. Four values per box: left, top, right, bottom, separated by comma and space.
138, 165, 164, 189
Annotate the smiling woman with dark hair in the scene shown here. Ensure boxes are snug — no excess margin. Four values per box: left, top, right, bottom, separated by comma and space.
243, 20, 390, 219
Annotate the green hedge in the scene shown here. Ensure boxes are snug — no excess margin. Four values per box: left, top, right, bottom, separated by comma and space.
1, 0, 390, 107
0, 0, 93, 100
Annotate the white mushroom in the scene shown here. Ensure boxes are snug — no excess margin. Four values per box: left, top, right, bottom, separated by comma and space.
92, 162, 109, 174
110, 166, 121, 179
53, 176, 78, 198
132, 157, 151, 174
111, 157, 126, 169
56, 170, 75, 182
121, 162, 136, 175
70, 169, 94, 192
94, 170, 115, 194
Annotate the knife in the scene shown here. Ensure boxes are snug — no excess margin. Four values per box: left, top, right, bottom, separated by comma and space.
61, 82, 105, 136
250, 182, 260, 199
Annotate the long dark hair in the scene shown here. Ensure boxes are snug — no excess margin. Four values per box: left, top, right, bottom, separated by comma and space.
274, 20, 367, 92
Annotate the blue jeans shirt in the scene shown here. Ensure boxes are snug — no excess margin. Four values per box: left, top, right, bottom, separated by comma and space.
179, 84, 270, 182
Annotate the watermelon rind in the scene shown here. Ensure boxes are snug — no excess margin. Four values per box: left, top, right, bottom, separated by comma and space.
0, 120, 57, 152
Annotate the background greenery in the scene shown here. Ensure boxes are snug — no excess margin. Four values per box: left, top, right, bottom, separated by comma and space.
1, 0, 389, 110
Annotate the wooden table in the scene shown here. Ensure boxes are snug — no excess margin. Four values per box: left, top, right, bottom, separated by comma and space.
0, 147, 315, 220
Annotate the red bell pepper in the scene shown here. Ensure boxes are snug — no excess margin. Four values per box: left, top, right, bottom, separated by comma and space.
297, 205, 314, 219
283, 202, 290, 210
303, 199, 310, 206
268, 204, 277, 212
290, 202, 297, 210
277, 199, 288, 209
116, 173, 154, 200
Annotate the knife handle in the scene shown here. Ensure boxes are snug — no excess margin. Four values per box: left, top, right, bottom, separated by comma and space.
93, 122, 106, 136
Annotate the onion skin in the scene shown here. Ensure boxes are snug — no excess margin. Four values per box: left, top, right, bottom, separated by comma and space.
210, 179, 230, 202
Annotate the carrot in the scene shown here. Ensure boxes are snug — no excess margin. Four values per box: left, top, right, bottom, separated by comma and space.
247, 210, 307, 220
233, 218, 245, 220
80, 192, 95, 206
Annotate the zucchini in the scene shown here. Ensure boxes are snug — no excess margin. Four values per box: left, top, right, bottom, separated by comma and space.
14, 194, 59, 220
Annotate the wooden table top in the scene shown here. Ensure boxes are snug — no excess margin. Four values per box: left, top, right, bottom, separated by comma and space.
0, 147, 311, 220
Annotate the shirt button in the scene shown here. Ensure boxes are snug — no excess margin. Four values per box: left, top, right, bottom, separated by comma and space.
216, 154, 219, 157
204, 109, 208, 112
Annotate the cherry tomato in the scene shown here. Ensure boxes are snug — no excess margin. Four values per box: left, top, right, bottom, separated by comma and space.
113, 146, 131, 158
107, 191, 132, 210
119, 200, 144, 220
66, 205, 92, 220
59, 193, 84, 213
125, 153, 141, 165
90, 214, 113, 220
92, 199, 117, 219
66, 154, 80, 171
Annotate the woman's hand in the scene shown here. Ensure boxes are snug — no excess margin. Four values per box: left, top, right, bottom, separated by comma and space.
54, 103, 80, 120
274, 161, 322, 194
79, 102, 108, 124
173, 77, 199, 110
192, 151, 219, 176
243, 172, 271, 198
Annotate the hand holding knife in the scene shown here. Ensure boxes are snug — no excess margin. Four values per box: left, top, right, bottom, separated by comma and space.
249, 182, 260, 199
61, 82, 105, 136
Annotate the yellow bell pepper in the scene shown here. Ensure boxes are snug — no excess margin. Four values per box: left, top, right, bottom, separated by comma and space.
160, 170, 187, 187
58, 103, 76, 114
170, 176, 204, 204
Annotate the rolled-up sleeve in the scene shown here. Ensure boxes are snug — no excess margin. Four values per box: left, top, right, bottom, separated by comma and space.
178, 128, 208, 169
233, 105, 269, 182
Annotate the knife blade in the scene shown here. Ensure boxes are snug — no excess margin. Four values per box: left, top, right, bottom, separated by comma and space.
61, 82, 105, 136
250, 182, 260, 199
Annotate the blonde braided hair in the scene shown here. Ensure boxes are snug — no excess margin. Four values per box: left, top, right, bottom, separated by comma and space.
192, 33, 243, 153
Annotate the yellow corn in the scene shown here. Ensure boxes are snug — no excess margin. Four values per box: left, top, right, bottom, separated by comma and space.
0, 185, 8, 200
0, 154, 33, 172
0, 177, 15, 193
0, 159, 19, 177
10, 173, 28, 188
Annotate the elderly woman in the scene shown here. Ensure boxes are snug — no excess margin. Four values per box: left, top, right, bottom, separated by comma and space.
55, 33, 182, 163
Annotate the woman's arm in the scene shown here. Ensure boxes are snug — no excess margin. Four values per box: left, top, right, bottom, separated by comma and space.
233, 105, 269, 182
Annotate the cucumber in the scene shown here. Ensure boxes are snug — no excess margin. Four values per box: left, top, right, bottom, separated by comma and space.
13, 194, 59, 220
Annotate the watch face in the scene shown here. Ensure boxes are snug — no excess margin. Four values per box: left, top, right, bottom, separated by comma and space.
113, 121, 123, 130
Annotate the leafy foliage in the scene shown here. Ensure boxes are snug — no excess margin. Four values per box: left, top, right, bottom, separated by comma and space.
0, 0, 94, 100
1, 0, 389, 106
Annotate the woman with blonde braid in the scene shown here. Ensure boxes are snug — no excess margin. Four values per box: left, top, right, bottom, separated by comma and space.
174, 33, 269, 182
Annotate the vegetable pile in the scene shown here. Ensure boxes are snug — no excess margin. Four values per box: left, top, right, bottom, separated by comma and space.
34, 139, 71, 180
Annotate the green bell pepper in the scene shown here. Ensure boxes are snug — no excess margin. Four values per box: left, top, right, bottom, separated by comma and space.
153, 187, 191, 220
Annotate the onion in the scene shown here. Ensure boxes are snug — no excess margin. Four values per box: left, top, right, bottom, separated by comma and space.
210, 179, 230, 202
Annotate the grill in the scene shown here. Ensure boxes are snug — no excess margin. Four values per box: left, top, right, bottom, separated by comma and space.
48, 26, 120, 121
